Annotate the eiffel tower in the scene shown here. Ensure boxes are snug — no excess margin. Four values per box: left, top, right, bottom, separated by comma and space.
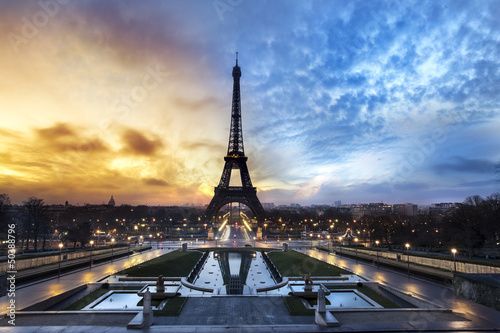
204, 54, 265, 222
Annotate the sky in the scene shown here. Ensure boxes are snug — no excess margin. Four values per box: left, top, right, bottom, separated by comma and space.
0, 0, 499, 206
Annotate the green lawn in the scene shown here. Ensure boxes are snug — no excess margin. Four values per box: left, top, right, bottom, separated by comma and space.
117, 250, 203, 277
268, 250, 351, 277
282, 296, 315, 316
153, 297, 188, 316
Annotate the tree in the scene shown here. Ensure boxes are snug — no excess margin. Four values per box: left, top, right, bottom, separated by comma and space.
450, 195, 486, 258
22, 197, 50, 251
63, 221, 92, 249
483, 193, 500, 246
0, 194, 11, 240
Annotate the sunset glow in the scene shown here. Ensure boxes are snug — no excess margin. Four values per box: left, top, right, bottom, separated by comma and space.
1, 1, 499, 205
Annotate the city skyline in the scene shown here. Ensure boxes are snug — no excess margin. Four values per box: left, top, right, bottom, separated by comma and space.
1, 0, 499, 206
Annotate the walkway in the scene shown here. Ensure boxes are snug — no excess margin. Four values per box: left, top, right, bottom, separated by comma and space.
1, 243, 500, 331
155, 297, 313, 326
0, 248, 172, 316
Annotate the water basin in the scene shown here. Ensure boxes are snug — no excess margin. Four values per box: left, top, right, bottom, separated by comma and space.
309, 290, 381, 309
90, 292, 146, 310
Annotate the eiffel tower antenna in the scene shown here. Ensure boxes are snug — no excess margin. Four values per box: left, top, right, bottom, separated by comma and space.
204, 56, 265, 223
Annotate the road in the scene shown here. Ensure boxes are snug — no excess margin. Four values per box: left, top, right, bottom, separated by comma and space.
216, 225, 255, 247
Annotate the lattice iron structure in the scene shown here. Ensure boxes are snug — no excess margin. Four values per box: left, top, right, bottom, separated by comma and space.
204, 54, 266, 222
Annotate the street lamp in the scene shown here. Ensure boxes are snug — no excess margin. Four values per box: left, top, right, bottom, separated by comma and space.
89, 240, 94, 268
354, 237, 358, 261
327, 235, 331, 252
127, 237, 131, 257
405, 243, 410, 277
451, 248, 457, 272
253, 236, 256, 247
58, 243, 63, 277
111, 238, 115, 262
339, 237, 343, 257
375, 240, 380, 267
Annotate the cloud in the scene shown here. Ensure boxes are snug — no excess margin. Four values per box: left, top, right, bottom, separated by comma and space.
143, 178, 168, 186
120, 128, 163, 156
0, 0, 499, 206
433, 157, 497, 175
34, 123, 109, 154
36, 123, 75, 138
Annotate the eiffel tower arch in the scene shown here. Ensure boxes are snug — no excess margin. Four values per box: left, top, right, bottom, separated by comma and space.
204, 54, 266, 222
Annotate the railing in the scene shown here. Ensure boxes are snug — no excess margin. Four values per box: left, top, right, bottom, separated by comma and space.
261, 251, 282, 283
187, 250, 210, 284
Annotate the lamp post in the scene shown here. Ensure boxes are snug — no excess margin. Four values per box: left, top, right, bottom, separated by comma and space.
452, 248, 457, 273
127, 237, 131, 257
375, 240, 380, 267
253, 236, 256, 247
405, 243, 410, 277
89, 240, 94, 268
58, 243, 63, 277
339, 237, 343, 257
179, 238, 183, 249
354, 237, 358, 261
111, 238, 115, 262
327, 235, 331, 252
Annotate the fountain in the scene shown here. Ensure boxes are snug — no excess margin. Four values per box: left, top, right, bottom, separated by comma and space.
289, 274, 331, 299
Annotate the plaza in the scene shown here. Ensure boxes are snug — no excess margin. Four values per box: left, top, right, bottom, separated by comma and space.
1, 227, 500, 332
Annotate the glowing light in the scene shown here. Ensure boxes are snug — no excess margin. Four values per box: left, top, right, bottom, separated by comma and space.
218, 219, 228, 232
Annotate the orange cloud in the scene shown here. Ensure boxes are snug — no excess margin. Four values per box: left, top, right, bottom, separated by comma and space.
143, 178, 169, 186
121, 128, 164, 156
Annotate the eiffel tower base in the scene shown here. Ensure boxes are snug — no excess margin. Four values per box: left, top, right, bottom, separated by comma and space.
205, 187, 265, 223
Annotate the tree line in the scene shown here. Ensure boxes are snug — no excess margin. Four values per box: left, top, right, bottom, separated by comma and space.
1, 192, 498, 256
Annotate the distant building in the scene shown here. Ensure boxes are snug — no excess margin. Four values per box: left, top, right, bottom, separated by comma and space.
351, 203, 392, 220
108, 195, 115, 207
262, 203, 275, 210
393, 203, 418, 216
334, 200, 341, 208
429, 202, 458, 215
337, 204, 352, 213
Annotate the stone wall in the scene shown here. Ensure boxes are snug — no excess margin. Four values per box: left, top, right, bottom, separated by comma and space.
0, 246, 144, 272
339, 247, 500, 274
453, 274, 500, 312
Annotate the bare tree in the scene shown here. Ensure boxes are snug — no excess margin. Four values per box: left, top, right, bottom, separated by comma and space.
23, 197, 50, 251
451, 195, 486, 258
0, 194, 11, 240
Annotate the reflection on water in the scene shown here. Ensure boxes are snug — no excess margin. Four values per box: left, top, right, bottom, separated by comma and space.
90, 292, 144, 310
228, 252, 242, 275
325, 290, 377, 308
303, 290, 379, 309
